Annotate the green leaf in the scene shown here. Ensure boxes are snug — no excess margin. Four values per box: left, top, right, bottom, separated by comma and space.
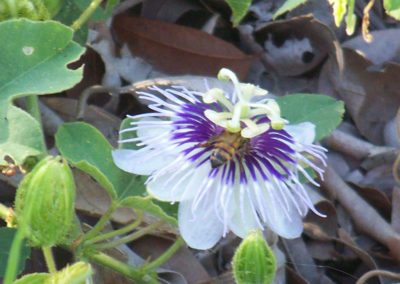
276, 94, 344, 141
225, 0, 252, 26
273, 0, 307, 19
384, 0, 400, 19
14, 273, 50, 284
331, 0, 348, 27
0, 228, 31, 277
0, 106, 46, 165
55, 122, 147, 201
0, 19, 84, 132
55, 0, 116, 44
121, 197, 177, 225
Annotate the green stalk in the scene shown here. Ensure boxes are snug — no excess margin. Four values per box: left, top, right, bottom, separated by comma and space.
82, 202, 118, 242
143, 237, 184, 271
93, 220, 164, 251
25, 96, 46, 151
26, 96, 42, 124
89, 252, 158, 284
71, 0, 103, 31
87, 211, 143, 245
42, 246, 57, 273
3, 228, 25, 284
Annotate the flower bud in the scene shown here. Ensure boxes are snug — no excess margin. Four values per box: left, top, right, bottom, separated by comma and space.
0, 0, 51, 21
232, 230, 276, 284
15, 156, 76, 247
14, 262, 92, 284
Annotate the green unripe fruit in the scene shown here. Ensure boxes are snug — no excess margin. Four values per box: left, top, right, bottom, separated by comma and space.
232, 230, 276, 284
14, 262, 92, 284
15, 156, 76, 247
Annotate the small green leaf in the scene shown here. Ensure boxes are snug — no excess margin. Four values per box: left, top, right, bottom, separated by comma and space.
225, 0, 252, 26
14, 273, 50, 284
0, 106, 46, 165
121, 197, 177, 225
276, 94, 344, 141
331, 0, 348, 27
0, 228, 31, 277
384, 0, 400, 19
273, 0, 307, 19
0, 19, 84, 132
55, 122, 147, 201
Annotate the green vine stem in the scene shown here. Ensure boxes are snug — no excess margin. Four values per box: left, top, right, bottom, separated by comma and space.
93, 220, 164, 251
71, 0, 103, 31
3, 227, 25, 284
82, 201, 118, 242
143, 237, 185, 271
42, 246, 57, 273
88, 252, 158, 284
25, 96, 46, 150
26, 96, 42, 124
87, 211, 144, 245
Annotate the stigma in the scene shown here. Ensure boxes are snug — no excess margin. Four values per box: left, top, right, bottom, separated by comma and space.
202, 68, 287, 138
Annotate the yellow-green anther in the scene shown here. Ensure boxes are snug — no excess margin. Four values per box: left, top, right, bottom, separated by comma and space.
207, 68, 286, 136
204, 110, 232, 122
203, 88, 234, 111
241, 120, 270, 138
270, 118, 285, 130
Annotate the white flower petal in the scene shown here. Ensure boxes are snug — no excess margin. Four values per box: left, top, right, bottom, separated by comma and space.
112, 149, 174, 175
136, 118, 172, 147
178, 192, 223, 249
228, 184, 259, 238
147, 161, 211, 202
284, 122, 316, 145
257, 181, 304, 239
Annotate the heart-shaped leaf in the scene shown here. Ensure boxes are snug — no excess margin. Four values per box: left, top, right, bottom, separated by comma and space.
55, 122, 146, 201
0, 19, 84, 133
0, 106, 46, 165
276, 94, 344, 141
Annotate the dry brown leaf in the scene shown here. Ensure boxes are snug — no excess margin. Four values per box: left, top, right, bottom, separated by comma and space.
43, 97, 120, 147
342, 29, 400, 66
319, 49, 400, 144
74, 169, 178, 235
130, 235, 211, 283
282, 238, 335, 283
391, 186, 400, 234
254, 15, 343, 76
304, 200, 338, 238
112, 13, 253, 79
141, 0, 202, 22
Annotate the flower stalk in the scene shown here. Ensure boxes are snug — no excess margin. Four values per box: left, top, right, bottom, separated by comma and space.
71, 0, 102, 31
86, 211, 144, 245
93, 220, 164, 250
42, 246, 57, 273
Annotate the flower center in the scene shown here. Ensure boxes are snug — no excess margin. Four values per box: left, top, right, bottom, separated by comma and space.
202, 68, 287, 138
